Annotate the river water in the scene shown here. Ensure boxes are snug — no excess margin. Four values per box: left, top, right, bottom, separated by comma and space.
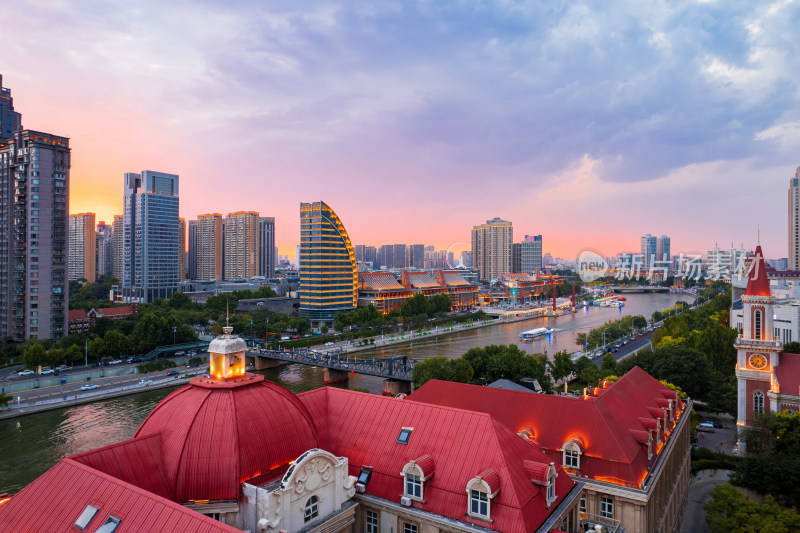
0, 292, 689, 494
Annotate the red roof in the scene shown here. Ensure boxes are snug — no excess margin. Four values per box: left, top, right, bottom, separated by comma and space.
411, 367, 684, 489
0, 459, 240, 532
775, 353, 800, 396
68, 309, 88, 320
96, 306, 135, 317
745, 245, 772, 297
298, 387, 575, 533
128, 374, 318, 502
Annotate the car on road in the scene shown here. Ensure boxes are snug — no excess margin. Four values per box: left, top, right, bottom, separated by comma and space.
18, 369, 35, 376
39, 368, 54, 375
80, 384, 99, 391
138, 379, 153, 385
324, 342, 334, 346
109, 359, 123, 365
696, 422, 716, 432
174, 351, 186, 356
56, 365, 70, 372
701, 420, 723, 429
166, 370, 178, 376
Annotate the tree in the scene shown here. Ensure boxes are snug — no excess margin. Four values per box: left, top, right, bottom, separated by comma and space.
22, 343, 47, 369
704, 484, 800, 533
551, 351, 575, 382
599, 353, 618, 379
649, 345, 711, 399
412, 357, 474, 388
0, 392, 12, 409
783, 341, 800, 354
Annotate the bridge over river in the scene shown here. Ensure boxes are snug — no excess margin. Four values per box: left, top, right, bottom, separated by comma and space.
609, 286, 670, 293
246, 347, 417, 395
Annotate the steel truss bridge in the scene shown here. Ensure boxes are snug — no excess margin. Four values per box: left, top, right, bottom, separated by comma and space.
248, 348, 418, 381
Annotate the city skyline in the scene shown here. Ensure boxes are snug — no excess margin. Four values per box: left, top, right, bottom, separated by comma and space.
3, 2, 800, 259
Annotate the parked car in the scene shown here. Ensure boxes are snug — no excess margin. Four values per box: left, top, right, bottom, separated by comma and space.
138, 379, 153, 385
17, 369, 35, 376
80, 384, 99, 391
174, 351, 186, 356
166, 370, 178, 376
109, 359, 123, 365
696, 422, 716, 432
701, 420, 723, 429
39, 368, 54, 375
56, 365, 70, 372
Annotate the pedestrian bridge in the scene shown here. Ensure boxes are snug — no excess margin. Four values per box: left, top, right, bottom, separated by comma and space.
609, 286, 670, 293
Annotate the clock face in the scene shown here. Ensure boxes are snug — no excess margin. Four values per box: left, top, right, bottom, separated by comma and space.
749, 353, 768, 369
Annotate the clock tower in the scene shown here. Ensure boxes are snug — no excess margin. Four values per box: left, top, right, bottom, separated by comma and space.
734, 245, 781, 454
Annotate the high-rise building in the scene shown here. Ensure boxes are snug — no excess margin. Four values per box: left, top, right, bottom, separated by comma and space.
96, 220, 113, 278
225, 211, 259, 280
640, 234, 658, 269
187, 219, 198, 280
377, 245, 392, 270
122, 171, 180, 303
471, 217, 513, 282
0, 75, 22, 141
512, 235, 542, 274
0, 130, 70, 340
790, 168, 800, 270
69, 213, 96, 282
299, 201, 357, 324
392, 244, 408, 269
195, 214, 223, 281
258, 216, 275, 278
354, 244, 366, 264
111, 214, 124, 282
656, 235, 670, 266
409, 244, 425, 270
178, 218, 186, 282
364, 245, 377, 265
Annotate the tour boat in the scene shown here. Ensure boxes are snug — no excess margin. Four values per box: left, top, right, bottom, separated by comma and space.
519, 327, 554, 340
599, 300, 624, 308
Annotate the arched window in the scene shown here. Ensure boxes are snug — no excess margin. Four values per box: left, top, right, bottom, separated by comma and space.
401, 457, 433, 502
754, 391, 765, 415
547, 471, 556, 504
304, 496, 318, 523
754, 310, 762, 340
466, 470, 500, 520
562, 439, 583, 470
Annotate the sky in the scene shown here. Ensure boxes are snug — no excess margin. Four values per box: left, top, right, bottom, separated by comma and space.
3, 0, 800, 261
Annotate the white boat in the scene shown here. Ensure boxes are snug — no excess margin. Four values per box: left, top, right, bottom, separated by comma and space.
519, 327, 554, 340
599, 300, 623, 308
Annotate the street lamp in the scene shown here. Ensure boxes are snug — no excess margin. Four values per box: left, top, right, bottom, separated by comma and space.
250, 319, 253, 339
602, 326, 611, 348
173, 326, 177, 345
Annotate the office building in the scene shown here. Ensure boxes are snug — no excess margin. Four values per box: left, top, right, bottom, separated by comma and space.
0, 130, 70, 340
258, 216, 275, 277
111, 214, 124, 281
299, 201, 357, 324
69, 213, 96, 282
790, 168, 800, 270
96, 220, 113, 278
409, 243, 425, 270
178, 217, 186, 282
512, 234, 542, 274
122, 171, 180, 303
225, 211, 259, 280
195, 214, 223, 281
364, 245, 377, 265
640, 234, 657, 269
0, 75, 22, 141
656, 235, 670, 266
471, 217, 513, 282
392, 244, 408, 269
187, 219, 198, 280
354, 244, 365, 264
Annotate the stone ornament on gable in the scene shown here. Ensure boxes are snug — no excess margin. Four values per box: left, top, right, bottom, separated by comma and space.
295, 458, 332, 494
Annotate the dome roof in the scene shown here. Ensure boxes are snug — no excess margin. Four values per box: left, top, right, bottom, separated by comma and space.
134, 374, 318, 503
208, 326, 247, 355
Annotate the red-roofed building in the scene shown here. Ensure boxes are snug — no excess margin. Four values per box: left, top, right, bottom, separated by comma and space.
0, 325, 581, 533
68, 303, 138, 333
411, 368, 692, 533
735, 245, 800, 453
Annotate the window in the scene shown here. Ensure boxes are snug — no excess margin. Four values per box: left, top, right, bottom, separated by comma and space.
403, 523, 418, 533
304, 495, 319, 522
579, 497, 586, 514
405, 473, 421, 499
397, 427, 413, 444
365, 510, 379, 533
754, 310, 762, 340
564, 449, 579, 468
754, 391, 765, 415
547, 473, 556, 504
470, 489, 489, 517
95, 516, 121, 533
600, 497, 613, 519
74, 505, 98, 530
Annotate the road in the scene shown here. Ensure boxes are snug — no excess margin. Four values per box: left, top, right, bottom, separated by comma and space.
589, 329, 656, 367
679, 471, 731, 533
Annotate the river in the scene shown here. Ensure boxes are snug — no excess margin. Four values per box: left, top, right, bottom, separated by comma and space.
0, 292, 690, 494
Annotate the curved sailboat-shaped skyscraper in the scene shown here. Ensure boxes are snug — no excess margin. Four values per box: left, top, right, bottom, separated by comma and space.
299, 201, 357, 325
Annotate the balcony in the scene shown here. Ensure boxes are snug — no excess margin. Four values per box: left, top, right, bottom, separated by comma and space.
579, 513, 622, 533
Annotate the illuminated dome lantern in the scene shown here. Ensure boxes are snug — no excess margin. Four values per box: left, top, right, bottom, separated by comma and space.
208, 325, 246, 380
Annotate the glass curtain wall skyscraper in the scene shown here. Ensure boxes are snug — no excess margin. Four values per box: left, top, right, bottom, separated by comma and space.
122, 171, 180, 303
299, 201, 357, 325
258, 216, 275, 278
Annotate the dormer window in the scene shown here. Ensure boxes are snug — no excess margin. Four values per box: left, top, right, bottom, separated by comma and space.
561, 438, 583, 470
401, 455, 433, 502
466, 469, 500, 521
547, 472, 556, 504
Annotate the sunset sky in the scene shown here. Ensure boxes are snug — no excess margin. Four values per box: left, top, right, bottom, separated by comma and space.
3, 0, 800, 260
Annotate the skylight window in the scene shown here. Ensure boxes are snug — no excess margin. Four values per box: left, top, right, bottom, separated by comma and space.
397, 428, 413, 445
74, 505, 98, 530
95, 516, 121, 533
358, 466, 373, 486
